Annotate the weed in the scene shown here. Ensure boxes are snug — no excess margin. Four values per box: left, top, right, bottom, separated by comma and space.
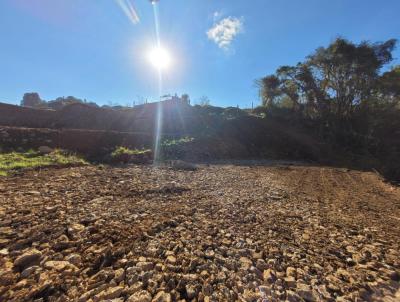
0, 149, 87, 176
111, 146, 152, 158
161, 137, 194, 147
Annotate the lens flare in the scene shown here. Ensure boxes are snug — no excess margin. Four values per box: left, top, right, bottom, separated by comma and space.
148, 47, 171, 70
114, 0, 140, 24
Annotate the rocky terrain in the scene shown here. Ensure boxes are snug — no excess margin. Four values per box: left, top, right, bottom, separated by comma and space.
0, 163, 399, 301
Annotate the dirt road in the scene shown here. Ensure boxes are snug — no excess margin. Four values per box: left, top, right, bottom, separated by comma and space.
0, 164, 399, 301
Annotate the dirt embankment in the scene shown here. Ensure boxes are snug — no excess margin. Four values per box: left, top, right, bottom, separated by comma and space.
1, 102, 396, 182
0, 103, 56, 128
0, 102, 192, 133
0, 126, 153, 157
0, 164, 399, 301
0, 103, 328, 161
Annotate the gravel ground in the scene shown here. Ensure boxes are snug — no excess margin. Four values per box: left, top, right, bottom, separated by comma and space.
0, 164, 399, 302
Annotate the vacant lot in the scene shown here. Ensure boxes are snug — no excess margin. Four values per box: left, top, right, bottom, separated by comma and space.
0, 164, 399, 301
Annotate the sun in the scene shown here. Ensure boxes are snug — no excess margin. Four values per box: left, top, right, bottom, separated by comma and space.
148, 46, 171, 70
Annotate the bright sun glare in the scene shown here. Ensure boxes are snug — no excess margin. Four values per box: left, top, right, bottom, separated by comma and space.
148, 47, 171, 70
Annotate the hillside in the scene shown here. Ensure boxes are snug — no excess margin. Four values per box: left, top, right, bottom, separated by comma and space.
1, 100, 399, 183
0, 102, 326, 162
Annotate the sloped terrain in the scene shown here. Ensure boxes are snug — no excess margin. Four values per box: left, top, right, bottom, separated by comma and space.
0, 164, 399, 301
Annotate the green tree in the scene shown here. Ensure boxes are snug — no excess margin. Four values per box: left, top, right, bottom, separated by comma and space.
21, 92, 44, 108
47, 96, 85, 110
378, 65, 400, 103
257, 38, 397, 118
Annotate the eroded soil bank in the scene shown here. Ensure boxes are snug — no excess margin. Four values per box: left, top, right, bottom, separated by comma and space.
0, 164, 399, 301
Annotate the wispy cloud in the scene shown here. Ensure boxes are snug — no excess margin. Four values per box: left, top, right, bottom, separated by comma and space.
207, 16, 244, 50
213, 11, 223, 22
115, 0, 140, 25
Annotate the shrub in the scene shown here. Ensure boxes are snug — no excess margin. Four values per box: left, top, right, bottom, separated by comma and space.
161, 137, 194, 147
110, 146, 152, 163
160, 137, 194, 160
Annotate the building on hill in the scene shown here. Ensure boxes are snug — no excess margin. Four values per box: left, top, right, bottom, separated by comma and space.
135, 94, 190, 108
161, 94, 190, 105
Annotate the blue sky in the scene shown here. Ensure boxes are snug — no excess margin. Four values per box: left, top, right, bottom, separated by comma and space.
0, 0, 399, 108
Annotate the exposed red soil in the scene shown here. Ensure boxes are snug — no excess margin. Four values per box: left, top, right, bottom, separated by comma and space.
0, 164, 399, 301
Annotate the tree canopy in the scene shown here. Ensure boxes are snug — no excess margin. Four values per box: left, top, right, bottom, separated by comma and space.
21, 93, 44, 108
20, 94, 99, 110
257, 38, 398, 119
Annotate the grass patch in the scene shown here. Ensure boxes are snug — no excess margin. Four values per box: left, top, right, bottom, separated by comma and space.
0, 149, 87, 176
111, 146, 151, 158
161, 136, 194, 147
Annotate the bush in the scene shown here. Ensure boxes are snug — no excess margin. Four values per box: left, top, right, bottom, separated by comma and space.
160, 137, 194, 160
223, 107, 248, 119
110, 146, 152, 163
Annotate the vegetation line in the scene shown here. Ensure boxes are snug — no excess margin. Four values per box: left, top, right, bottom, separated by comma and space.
0, 150, 87, 176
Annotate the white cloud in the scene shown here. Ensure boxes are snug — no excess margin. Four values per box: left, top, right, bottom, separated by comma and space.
207, 16, 244, 50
